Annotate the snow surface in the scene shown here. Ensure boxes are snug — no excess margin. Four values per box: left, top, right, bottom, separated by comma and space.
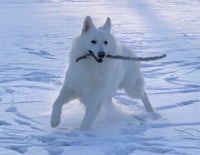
0, 0, 200, 155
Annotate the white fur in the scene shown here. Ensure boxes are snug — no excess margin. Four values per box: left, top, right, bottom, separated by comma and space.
50, 16, 154, 130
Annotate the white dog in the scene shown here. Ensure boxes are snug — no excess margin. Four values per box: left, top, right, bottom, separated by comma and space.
50, 16, 154, 130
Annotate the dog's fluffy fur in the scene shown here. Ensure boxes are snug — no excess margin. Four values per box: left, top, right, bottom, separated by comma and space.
50, 16, 154, 130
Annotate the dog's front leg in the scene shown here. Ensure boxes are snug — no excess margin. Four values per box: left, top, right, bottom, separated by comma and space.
80, 102, 101, 130
51, 85, 74, 128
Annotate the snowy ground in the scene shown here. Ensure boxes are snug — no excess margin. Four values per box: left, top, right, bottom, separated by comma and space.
0, 0, 200, 155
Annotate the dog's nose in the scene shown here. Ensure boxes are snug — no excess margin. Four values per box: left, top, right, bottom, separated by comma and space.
98, 51, 105, 58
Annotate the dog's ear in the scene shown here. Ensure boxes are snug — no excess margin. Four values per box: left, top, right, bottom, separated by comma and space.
82, 16, 94, 33
101, 17, 111, 32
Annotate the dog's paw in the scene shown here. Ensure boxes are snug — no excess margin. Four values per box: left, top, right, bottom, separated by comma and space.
50, 113, 61, 128
147, 112, 162, 120
80, 123, 90, 131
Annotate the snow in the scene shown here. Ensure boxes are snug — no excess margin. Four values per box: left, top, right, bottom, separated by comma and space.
0, 0, 200, 155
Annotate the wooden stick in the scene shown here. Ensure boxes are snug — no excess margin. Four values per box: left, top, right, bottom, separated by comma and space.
106, 54, 167, 61
76, 52, 167, 62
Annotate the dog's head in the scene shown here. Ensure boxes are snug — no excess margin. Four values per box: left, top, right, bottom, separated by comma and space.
79, 16, 117, 63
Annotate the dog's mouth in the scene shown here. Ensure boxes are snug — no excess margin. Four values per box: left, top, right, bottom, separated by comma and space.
89, 50, 104, 63
97, 58, 103, 63
76, 50, 104, 63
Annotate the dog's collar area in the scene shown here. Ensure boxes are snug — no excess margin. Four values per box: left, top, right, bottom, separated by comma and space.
75, 50, 167, 63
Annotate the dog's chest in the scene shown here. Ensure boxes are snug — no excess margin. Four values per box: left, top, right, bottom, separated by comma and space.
79, 66, 108, 88
69, 63, 116, 97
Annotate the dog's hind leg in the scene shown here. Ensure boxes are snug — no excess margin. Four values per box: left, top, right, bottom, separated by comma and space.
50, 86, 74, 128
141, 92, 154, 112
141, 92, 162, 120
122, 75, 154, 112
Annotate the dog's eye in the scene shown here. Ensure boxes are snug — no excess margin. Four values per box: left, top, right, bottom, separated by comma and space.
91, 40, 97, 44
104, 41, 108, 45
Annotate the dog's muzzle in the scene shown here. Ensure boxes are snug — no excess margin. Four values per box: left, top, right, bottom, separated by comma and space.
89, 50, 105, 63
98, 51, 105, 59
